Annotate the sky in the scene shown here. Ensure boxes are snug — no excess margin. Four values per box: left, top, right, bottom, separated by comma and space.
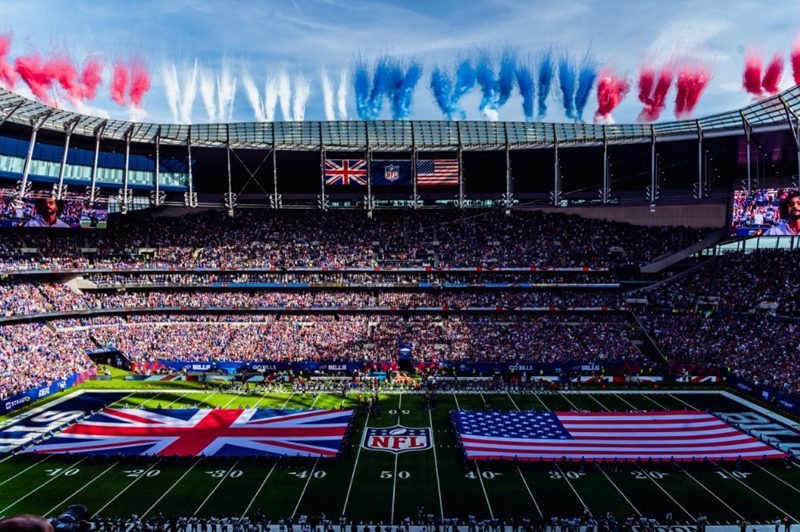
0, 0, 798, 125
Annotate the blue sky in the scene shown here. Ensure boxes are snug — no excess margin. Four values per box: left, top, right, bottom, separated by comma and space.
1, 0, 799, 125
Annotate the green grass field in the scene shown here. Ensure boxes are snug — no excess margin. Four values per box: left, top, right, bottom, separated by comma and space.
1, 386, 799, 526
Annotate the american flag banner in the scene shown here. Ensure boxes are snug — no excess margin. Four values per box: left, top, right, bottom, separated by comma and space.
28, 408, 353, 458
325, 159, 367, 186
416, 159, 459, 186
453, 410, 786, 462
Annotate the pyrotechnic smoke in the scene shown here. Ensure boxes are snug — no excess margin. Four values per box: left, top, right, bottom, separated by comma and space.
743, 52, 763, 96
793, 35, 800, 85
574, 58, 598, 120
353, 56, 414, 120
514, 63, 535, 121
475, 50, 516, 120
264, 77, 278, 122
128, 59, 150, 107
111, 61, 128, 106
761, 53, 784, 94
277, 72, 292, 121
15, 54, 56, 106
79, 57, 102, 100
336, 69, 348, 119
388, 59, 422, 120
179, 59, 198, 124
198, 60, 236, 122
354, 58, 371, 120
537, 51, 554, 118
216, 58, 236, 122
200, 67, 216, 122
430, 66, 451, 118
0, 34, 16, 89
674, 65, 711, 118
637, 66, 673, 122
322, 70, 335, 121
558, 56, 576, 119
594, 71, 629, 124
162, 63, 182, 123
430, 60, 475, 120
161, 60, 198, 123
292, 74, 311, 121
241, 68, 265, 122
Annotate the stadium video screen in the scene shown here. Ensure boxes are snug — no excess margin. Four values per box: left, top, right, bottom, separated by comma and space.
731, 188, 799, 236
0, 190, 107, 229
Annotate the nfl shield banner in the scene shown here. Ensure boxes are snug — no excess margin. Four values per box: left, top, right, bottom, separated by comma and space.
371, 160, 411, 186
362, 425, 432, 454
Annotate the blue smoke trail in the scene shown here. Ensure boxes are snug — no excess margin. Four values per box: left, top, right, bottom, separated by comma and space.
354, 58, 372, 120
367, 56, 394, 120
574, 59, 598, 121
475, 53, 498, 114
515, 64, 535, 121
450, 60, 475, 119
430, 66, 453, 119
558, 56, 577, 120
497, 50, 517, 107
390, 60, 422, 120
536, 51, 554, 118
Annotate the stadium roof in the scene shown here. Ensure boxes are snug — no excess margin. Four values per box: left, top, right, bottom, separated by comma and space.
0, 85, 798, 151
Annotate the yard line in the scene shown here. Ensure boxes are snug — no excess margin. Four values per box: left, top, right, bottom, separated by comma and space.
220, 391, 243, 409
427, 410, 444, 521
516, 466, 543, 519
613, 393, 638, 411
532, 393, 550, 412
251, 386, 270, 409
43, 461, 120, 517
194, 460, 240, 516
667, 393, 699, 411
164, 391, 191, 408
594, 463, 641, 516
390, 393, 402, 525
92, 460, 162, 518
341, 409, 371, 516
750, 461, 800, 495
241, 462, 278, 518
0, 456, 88, 514
635, 467, 695, 522
558, 391, 580, 411
710, 461, 799, 522
554, 462, 588, 510
0, 454, 52, 486
308, 393, 321, 408
587, 394, 612, 412
676, 465, 744, 520
138, 392, 167, 409
473, 461, 494, 520
141, 458, 204, 519
451, 392, 461, 411
638, 393, 668, 410
291, 457, 319, 520
506, 392, 521, 411
281, 392, 296, 409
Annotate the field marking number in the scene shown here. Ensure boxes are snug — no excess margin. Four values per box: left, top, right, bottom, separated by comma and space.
45, 468, 80, 477
124, 469, 161, 478
387, 409, 411, 415
206, 469, 243, 478
715, 471, 751, 480
632, 471, 669, 480
380, 470, 411, 479
465, 471, 501, 480
290, 470, 327, 479
549, 471, 585, 480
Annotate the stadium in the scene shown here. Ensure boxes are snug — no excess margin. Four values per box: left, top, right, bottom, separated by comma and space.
0, 3, 800, 531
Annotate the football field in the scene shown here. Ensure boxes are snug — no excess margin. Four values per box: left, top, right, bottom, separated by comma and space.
1, 388, 799, 526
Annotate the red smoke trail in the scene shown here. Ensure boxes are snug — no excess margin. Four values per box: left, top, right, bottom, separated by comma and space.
761, 53, 783, 94
0, 34, 16, 89
45, 55, 82, 101
594, 71, 629, 123
793, 36, 800, 85
111, 61, 128, 106
15, 54, 56, 106
637, 67, 673, 122
743, 52, 763, 96
128, 59, 150, 107
80, 57, 103, 100
674, 66, 711, 118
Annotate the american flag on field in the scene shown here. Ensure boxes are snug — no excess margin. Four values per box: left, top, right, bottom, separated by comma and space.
28, 408, 353, 458
454, 410, 786, 462
416, 159, 459, 186
325, 159, 367, 186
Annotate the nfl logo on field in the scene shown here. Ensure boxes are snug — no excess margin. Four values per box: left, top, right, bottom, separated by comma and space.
363, 425, 432, 454
385, 164, 399, 182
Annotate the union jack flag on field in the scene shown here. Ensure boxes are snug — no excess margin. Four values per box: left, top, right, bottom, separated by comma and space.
28, 408, 353, 457
454, 410, 786, 462
325, 159, 367, 186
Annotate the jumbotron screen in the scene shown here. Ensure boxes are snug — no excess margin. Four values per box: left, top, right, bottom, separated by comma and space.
0, 190, 107, 229
731, 188, 799, 236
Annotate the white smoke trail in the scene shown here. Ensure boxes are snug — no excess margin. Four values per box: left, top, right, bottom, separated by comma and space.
337, 69, 348, 120
292, 74, 311, 121
161, 63, 181, 123
241, 68, 265, 122
179, 59, 199, 124
277, 71, 292, 121
264, 77, 278, 122
199, 66, 216, 122
127, 106, 148, 123
321, 70, 335, 121
217, 58, 237, 122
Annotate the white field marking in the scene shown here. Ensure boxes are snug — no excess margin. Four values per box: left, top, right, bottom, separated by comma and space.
613, 393, 639, 411
677, 465, 744, 520
220, 391, 243, 409
749, 461, 800, 495
473, 460, 494, 520
0, 454, 53, 486
291, 456, 319, 520
107, 391, 148, 409
390, 393, 402, 525
710, 461, 799, 522
241, 461, 278, 518
92, 460, 162, 518
427, 409, 445, 521
594, 463, 641, 516
505, 392, 521, 411
516, 466, 543, 519
554, 462, 588, 510
138, 392, 168, 408
44, 461, 119, 517
720, 390, 800, 429
164, 391, 192, 408
0, 456, 88, 514
668, 393, 699, 411
251, 387, 270, 409
451, 393, 461, 411
559, 391, 580, 411
635, 465, 695, 522
309, 393, 321, 409
281, 392, 296, 409
533, 393, 551, 412
0, 389, 84, 431
194, 460, 240, 516
587, 394, 612, 412
341, 409, 371, 515
141, 458, 203, 519
639, 393, 668, 410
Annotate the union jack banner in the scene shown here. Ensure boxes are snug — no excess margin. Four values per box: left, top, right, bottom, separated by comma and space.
29, 408, 353, 457
324, 159, 367, 186
454, 410, 786, 462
